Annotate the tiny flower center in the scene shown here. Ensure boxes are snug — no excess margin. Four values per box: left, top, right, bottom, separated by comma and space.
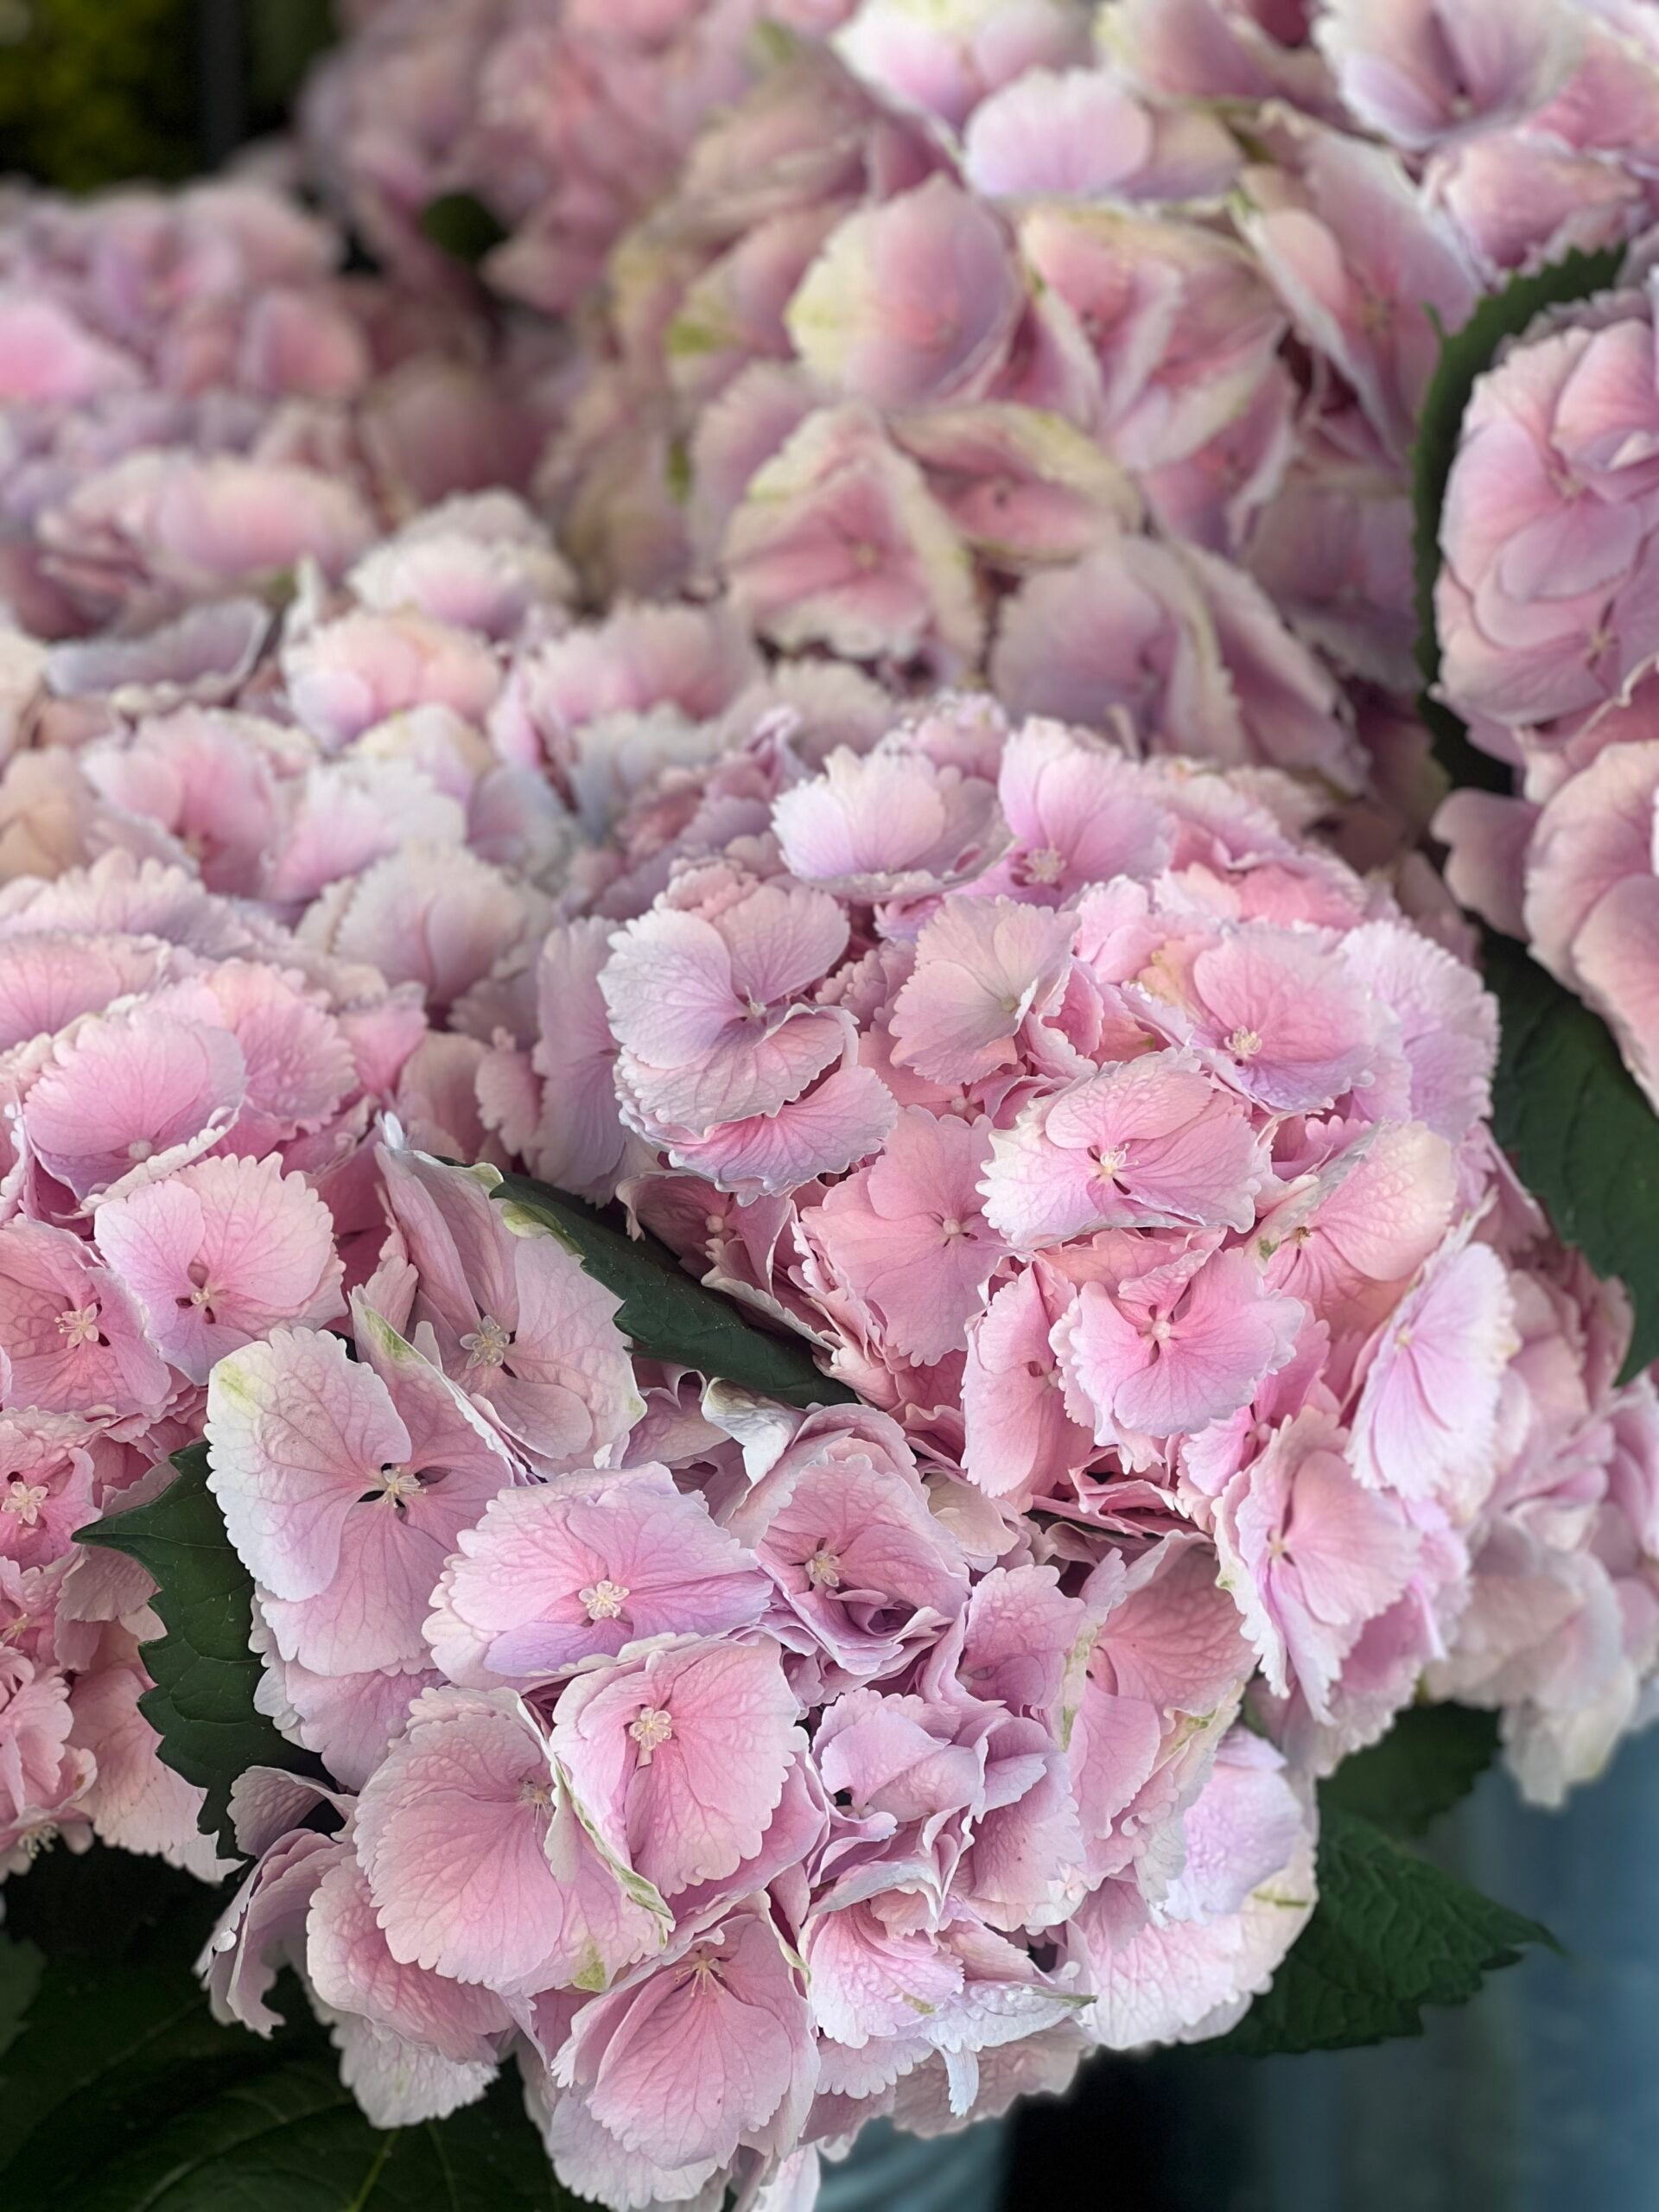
126, 1137, 156, 1163
1357, 289, 1393, 335
1225, 1027, 1263, 1060
2, 1479, 49, 1526
1022, 844, 1066, 887
1147, 1315, 1173, 1346
376, 1463, 423, 1504
580, 1578, 630, 1621
628, 1706, 674, 1764
849, 540, 882, 573
518, 1777, 554, 1808
1090, 1143, 1128, 1180
1395, 1324, 1414, 1349
188, 1274, 224, 1313
805, 1543, 843, 1590
56, 1303, 102, 1350
938, 1216, 968, 1243
460, 1314, 512, 1370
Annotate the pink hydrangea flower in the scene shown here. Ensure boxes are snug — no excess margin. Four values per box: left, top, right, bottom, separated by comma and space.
1057, 1247, 1306, 1453
1216, 1408, 1421, 1718
809, 1109, 1006, 1364
1316, 0, 1579, 149
725, 1406, 970, 1678
601, 875, 852, 1135
376, 1147, 643, 1471
553, 1903, 816, 2180
426, 1465, 772, 1688
785, 179, 1023, 410
1349, 1232, 1518, 1511
0, 1219, 173, 1419
0, 1651, 95, 1871
355, 1685, 671, 1996
982, 1053, 1267, 1249
963, 66, 1239, 202
205, 1311, 518, 1676
834, 0, 1090, 129
93, 1154, 345, 1383
550, 1632, 801, 1900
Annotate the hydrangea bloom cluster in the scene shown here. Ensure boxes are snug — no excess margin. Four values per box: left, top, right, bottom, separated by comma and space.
182, 694, 1659, 2211
1, 492, 577, 986
1433, 260, 1659, 1114
0, 849, 429, 1877
543, 32, 1376, 803
11, 2, 1659, 2199
484, 0, 1641, 838
524, 693, 1659, 1808
0, 499, 586, 1880
0, 175, 558, 639
297, 0, 867, 315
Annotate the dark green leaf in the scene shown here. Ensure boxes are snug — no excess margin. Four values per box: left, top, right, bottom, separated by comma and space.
249, 0, 336, 113
0, 1833, 208, 1961
0, 1936, 41, 2065
0, 1847, 570, 2212
1483, 930, 1659, 1378
1321, 1703, 1500, 1838
1411, 243, 1622, 716
33, 2066, 569, 2212
494, 1170, 853, 1408
1219, 1806, 1553, 2057
418, 192, 510, 267
77, 1445, 324, 1853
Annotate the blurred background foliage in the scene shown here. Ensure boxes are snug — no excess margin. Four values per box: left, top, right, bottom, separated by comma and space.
0, 0, 336, 190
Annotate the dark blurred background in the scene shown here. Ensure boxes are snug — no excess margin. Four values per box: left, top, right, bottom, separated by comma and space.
7, 8, 1659, 2208
0, 0, 334, 188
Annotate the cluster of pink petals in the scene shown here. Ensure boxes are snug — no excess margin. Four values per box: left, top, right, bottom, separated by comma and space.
489, 0, 1659, 837
0, 844, 437, 1878
276, 0, 1659, 828
298, 0, 861, 317
537, 35, 1379, 800
179, 689, 1659, 2211
0, 492, 595, 1884
0, 499, 581, 1133
1433, 263, 1659, 1116
0, 175, 560, 639
12, 3, 1659, 2202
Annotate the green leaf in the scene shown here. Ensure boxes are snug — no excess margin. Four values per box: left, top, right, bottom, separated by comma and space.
418, 192, 510, 267
249, 0, 336, 114
0, 1936, 41, 2065
77, 1445, 323, 1854
1219, 1806, 1553, 2058
1483, 929, 1659, 1377
493, 1169, 853, 1408
1411, 243, 1623, 723
1321, 1703, 1500, 1838
30, 2067, 569, 2212
0, 1848, 570, 2212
